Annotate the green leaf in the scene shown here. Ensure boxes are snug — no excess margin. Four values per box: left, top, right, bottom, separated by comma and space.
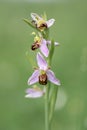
43, 12, 47, 21
23, 18, 36, 29
48, 39, 55, 65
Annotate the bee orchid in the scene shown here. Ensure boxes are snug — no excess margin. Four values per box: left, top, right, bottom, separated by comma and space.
28, 52, 60, 86
31, 33, 59, 57
31, 13, 55, 31
31, 35, 49, 57
25, 86, 45, 98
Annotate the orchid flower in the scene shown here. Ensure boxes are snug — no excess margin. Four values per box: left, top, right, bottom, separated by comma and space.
25, 85, 45, 98
31, 32, 59, 57
31, 34, 49, 57
28, 52, 60, 86
31, 13, 55, 31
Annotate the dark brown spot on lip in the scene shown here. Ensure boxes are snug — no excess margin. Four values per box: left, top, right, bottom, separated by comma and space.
39, 74, 47, 85
31, 42, 40, 50
40, 23, 47, 28
38, 23, 47, 30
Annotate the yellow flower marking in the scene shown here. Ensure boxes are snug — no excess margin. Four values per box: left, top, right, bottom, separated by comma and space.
32, 32, 36, 35
40, 70, 46, 75
34, 35, 41, 44
37, 19, 46, 27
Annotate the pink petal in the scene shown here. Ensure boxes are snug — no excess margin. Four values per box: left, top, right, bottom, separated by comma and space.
25, 87, 45, 98
37, 52, 47, 70
47, 40, 51, 45
28, 70, 39, 85
46, 19, 55, 28
31, 13, 42, 22
46, 70, 60, 85
40, 39, 49, 57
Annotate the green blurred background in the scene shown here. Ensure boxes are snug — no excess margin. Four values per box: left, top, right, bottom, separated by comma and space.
0, 0, 87, 130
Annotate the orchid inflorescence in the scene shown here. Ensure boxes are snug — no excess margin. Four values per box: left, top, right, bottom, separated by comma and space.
24, 13, 61, 130
24, 13, 60, 98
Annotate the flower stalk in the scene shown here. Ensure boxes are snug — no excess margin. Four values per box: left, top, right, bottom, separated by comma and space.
49, 85, 59, 126
24, 13, 61, 130
45, 84, 50, 130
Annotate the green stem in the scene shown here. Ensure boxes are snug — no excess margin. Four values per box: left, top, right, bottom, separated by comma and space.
45, 85, 50, 130
49, 86, 59, 126
48, 40, 54, 66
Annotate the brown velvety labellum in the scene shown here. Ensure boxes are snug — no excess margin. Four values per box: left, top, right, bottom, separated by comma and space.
39, 74, 47, 85
31, 42, 40, 50
38, 23, 47, 30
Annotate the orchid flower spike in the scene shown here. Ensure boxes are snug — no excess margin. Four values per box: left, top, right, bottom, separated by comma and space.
31, 33, 49, 57
28, 52, 60, 86
25, 85, 45, 98
31, 13, 55, 31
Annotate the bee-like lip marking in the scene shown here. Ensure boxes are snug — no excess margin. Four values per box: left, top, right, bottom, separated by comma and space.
39, 73, 47, 85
